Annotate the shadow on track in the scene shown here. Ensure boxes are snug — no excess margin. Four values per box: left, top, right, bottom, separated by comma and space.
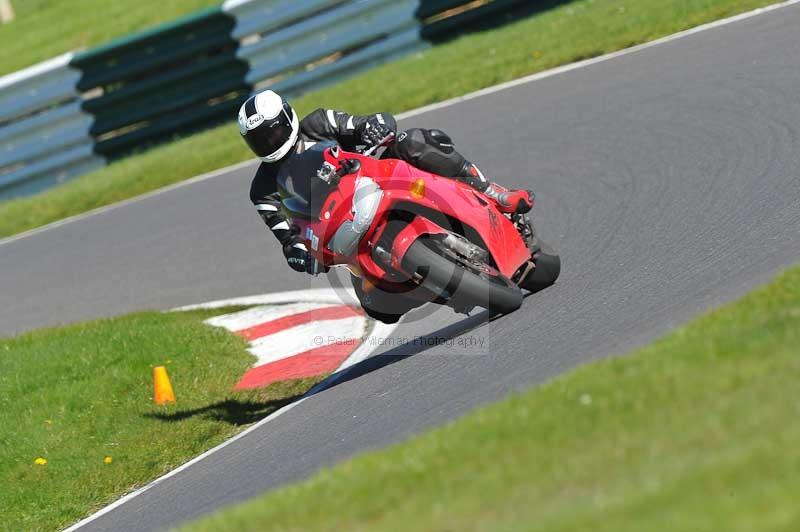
145, 395, 304, 426
320, 283, 548, 386
317, 306, 501, 392
307, 287, 543, 394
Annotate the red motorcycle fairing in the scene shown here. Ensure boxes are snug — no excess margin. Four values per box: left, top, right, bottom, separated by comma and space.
385, 216, 448, 272
287, 144, 532, 287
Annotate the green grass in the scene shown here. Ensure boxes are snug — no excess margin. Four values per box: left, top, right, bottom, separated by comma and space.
0, 0, 784, 239
0, 308, 328, 531
0, 0, 219, 76
183, 267, 800, 532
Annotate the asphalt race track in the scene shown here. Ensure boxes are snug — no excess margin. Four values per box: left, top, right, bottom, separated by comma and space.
3, 5, 800, 530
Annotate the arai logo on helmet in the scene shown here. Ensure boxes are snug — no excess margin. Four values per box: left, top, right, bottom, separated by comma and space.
245, 114, 265, 130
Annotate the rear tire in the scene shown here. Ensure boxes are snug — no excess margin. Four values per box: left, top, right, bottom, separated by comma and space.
402, 239, 523, 315
521, 242, 561, 293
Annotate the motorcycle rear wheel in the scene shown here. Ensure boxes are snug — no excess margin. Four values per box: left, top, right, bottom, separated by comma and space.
521, 241, 561, 293
401, 238, 524, 315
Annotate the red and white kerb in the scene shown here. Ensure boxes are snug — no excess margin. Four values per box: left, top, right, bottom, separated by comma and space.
205, 302, 367, 390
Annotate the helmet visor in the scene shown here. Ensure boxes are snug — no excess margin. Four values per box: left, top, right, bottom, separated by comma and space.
244, 105, 295, 159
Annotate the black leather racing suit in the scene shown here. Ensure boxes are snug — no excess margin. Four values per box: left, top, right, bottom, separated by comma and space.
250, 108, 486, 255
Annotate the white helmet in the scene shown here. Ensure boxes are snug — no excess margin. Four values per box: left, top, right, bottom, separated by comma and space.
238, 90, 299, 163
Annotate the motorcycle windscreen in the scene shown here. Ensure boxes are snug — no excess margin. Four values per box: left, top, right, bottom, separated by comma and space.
276, 142, 337, 219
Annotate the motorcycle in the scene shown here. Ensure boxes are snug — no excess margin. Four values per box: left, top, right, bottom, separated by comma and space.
276, 137, 561, 322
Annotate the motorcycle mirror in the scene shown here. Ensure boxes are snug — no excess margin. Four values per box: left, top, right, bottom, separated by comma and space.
335, 158, 361, 181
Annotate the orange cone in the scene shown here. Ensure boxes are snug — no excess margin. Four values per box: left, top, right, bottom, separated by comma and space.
153, 366, 176, 405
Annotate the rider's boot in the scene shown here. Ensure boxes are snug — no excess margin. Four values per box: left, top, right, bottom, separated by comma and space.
459, 163, 533, 214
485, 182, 534, 214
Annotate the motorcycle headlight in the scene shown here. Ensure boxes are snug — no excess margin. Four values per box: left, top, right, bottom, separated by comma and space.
351, 176, 383, 233
328, 177, 383, 256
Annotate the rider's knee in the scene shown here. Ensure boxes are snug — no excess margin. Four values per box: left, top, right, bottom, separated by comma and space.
394, 128, 466, 178
394, 128, 428, 163
396, 128, 453, 157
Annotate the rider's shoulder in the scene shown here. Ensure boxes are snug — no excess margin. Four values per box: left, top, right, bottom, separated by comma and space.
300, 107, 331, 124
252, 161, 281, 188
250, 163, 281, 203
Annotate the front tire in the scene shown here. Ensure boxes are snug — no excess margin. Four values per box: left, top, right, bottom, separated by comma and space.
350, 274, 422, 324
401, 239, 524, 315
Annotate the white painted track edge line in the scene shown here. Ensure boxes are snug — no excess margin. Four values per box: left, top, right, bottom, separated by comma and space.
64, 313, 397, 532
172, 287, 360, 310
8, 0, 799, 250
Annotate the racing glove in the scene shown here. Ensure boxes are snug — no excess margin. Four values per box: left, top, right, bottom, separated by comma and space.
283, 237, 328, 275
359, 115, 395, 148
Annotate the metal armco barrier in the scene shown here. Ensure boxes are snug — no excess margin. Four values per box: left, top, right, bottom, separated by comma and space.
0, 53, 103, 199
224, 0, 424, 95
70, 7, 250, 159
0, 0, 530, 200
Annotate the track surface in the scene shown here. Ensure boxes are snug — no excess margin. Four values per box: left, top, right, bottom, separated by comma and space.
4, 6, 800, 530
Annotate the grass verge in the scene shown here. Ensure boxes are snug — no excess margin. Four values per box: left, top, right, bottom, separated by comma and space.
0, 308, 327, 531
183, 266, 800, 532
0, 0, 783, 238
0, 0, 219, 76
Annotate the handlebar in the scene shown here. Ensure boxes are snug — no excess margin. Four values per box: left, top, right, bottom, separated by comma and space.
323, 133, 395, 185
361, 132, 396, 157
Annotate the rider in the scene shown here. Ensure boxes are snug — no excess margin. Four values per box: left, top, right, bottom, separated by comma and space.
240, 89, 533, 279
